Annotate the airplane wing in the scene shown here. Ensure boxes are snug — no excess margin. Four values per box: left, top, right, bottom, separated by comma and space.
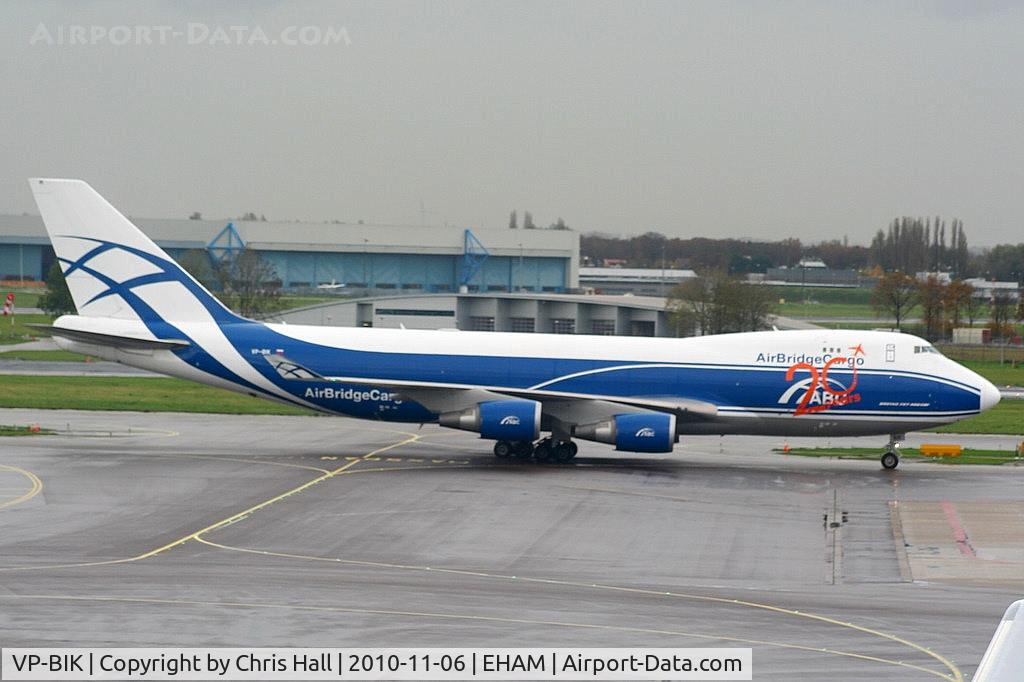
973, 599, 1024, 682
264, 354, 717, 422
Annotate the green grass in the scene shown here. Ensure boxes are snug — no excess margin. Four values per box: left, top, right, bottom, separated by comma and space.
958, 360, 1024, 387
940, 344, 1024, 366
0, 375, 315, 415
816, 321, 893, 330
769, 285, 904, 320
276, 294, 341, 309
3, 290, 44, 308
0, 313, 54, 345
929, 401, 1024, 435
776, 302, 880, 318
779, 446, 1022, 465
0, 424, 55, 436
767, 286, 873, 305
0, 349, 90, 362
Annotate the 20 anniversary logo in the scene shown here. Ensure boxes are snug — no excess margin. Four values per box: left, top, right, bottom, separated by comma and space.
782, 344, 865, 416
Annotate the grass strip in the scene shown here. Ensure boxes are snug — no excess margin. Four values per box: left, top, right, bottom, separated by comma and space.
779, 446, 1022, 465
0, 350, 90, 362
0, 375, 314, 416
0, 314, 54, 345
0, 424, 55, 436
927, 401, 1024, 435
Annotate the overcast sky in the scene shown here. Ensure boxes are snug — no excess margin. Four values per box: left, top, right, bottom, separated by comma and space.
1, 1, 1022, 245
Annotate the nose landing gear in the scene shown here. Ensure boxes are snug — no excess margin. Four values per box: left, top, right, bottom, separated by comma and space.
881, 434, 904, 470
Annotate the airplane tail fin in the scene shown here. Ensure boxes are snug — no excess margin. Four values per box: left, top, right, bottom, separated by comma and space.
29, 178, 241, 324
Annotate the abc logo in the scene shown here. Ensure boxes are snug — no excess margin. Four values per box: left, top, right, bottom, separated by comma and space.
500, 416, 521, 426
635, 427, 656, 438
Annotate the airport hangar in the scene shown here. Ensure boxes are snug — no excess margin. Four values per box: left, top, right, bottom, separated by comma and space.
0, 213, 578, 295
2, 211, 699, 336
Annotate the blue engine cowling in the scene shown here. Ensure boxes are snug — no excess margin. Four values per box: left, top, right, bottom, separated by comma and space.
575, 412, 677, 453
438, 399, 541, 441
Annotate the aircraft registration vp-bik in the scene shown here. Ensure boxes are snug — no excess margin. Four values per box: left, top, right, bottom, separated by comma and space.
29, 179, 1001, 469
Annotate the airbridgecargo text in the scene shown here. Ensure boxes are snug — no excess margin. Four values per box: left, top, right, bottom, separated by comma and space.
303, 387, 400, 403
1, 648, 751, 680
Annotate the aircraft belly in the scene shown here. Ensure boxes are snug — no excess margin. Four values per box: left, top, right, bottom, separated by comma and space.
679, 412, 954, 437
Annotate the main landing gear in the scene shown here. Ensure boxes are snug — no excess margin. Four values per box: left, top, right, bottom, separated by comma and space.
881, 434, 904, 470
493, 438, 578, 463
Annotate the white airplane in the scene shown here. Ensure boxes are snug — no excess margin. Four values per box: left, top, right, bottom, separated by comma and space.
316, 279, 345, 290
973, 599, 1024, 682
29, 179, 1001, 467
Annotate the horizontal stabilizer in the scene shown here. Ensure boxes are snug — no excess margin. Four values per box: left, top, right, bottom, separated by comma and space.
30, 324, 190, 350
263, 354, 327, 381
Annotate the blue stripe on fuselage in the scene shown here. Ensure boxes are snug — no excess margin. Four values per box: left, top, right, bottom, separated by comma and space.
213, 321, 982, 421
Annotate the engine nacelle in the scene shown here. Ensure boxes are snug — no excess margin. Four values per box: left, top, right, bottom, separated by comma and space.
439, 399, 541, 441
575, 412, 677, 453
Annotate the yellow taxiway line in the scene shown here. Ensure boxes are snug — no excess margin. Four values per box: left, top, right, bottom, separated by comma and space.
193, 535, 962, 682
0, 464, 43, 511
0, 429, 961, 681
1, 591, 955, 681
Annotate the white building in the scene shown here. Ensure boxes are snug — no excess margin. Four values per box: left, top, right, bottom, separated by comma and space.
964, 278, 1020, 301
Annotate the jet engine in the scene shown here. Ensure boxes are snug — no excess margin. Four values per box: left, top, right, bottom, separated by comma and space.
439, 399, 541, 441
575, 412, 677, 453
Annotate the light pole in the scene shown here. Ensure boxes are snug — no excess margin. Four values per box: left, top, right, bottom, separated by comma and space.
518, 243, 523, 292
362, 238, 368, 293
660, 240, 667, 298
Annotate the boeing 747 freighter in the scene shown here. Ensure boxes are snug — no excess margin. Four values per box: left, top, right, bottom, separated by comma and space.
29, 179, 1001, 468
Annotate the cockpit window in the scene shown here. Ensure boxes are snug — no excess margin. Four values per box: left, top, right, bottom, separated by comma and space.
913, 345, 940, 355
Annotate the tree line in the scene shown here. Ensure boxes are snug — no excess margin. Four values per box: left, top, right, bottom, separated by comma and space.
869, 217, 969, 276
582, 221, 1023, 283
508, 210, 569, 230
872, 272, 1022, 341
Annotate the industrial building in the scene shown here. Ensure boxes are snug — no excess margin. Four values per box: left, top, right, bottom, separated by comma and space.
270, 292, 676, 336
0, 214, 579, 294
579, 266, 697, 296
764, 260, 863, 287
268, 291, 817, 336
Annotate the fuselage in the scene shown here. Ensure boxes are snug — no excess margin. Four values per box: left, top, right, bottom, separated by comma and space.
54, 316, 1000, 439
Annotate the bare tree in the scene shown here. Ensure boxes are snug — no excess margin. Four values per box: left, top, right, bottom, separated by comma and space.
871, 271, 918, 330
989, 289, 1017, 341
736, 282, 777, 333
667, 271, 775, 336
226, 250, 280, 318
916, 275, 947, 340
943, 280, 974, 331
667, 278, 713, 336
177, 249, 221, 291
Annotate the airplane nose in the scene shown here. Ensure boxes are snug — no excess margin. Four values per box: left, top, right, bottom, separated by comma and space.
980, 380, 1001, 412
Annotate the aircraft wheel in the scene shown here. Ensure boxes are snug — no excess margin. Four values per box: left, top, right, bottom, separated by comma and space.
567, 441, 578, 458
881, 451, 899, 470
553, 442, 574, 463
513, 441, 534, 458
533, 440, 552, 462
493, 440, 513, 458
